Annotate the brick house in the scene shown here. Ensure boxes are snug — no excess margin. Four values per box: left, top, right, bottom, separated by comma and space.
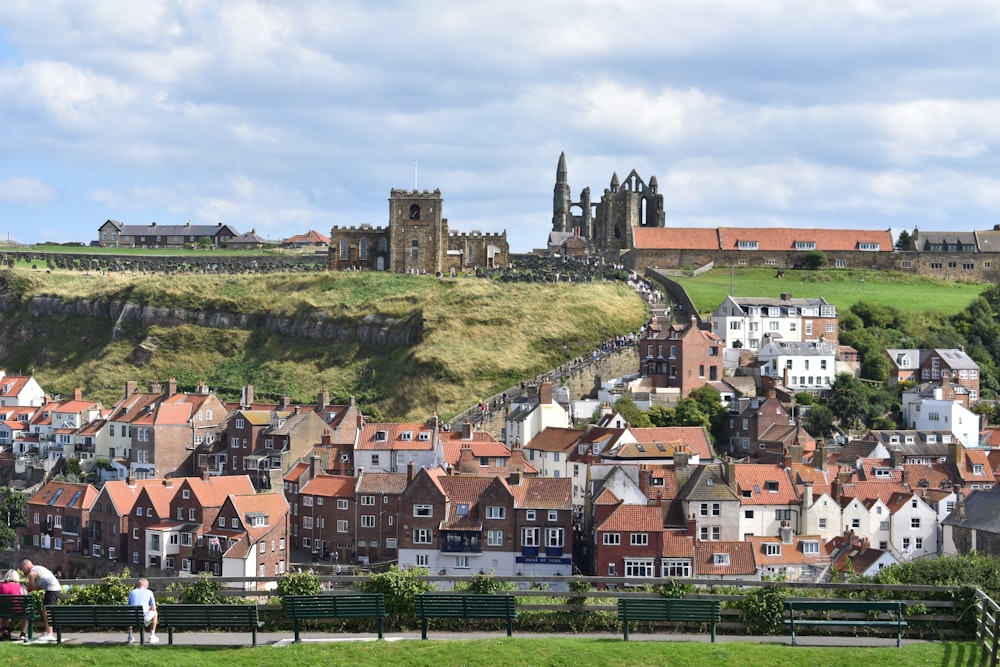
26, 481, 99, 559
594, 504, 666, 579
148, 475, 255, 575
217, 492, 290, 588
640, 316, 723, 394
355, 469, 409, 564
283, 460, 357, 562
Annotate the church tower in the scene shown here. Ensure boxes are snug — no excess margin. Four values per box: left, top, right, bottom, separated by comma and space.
552, 152, 571, 232
388, 189, 447, 274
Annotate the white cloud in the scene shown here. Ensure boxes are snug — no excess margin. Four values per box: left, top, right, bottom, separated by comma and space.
0, 0, 997, 249
0, 177, 56, 205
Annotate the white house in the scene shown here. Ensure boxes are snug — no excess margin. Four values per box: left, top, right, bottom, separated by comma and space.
757, 340, 837, 398
710, 295, 837, 351
505, 382, 571, 447
902, 385, 980, 448
886, 492, 938, 561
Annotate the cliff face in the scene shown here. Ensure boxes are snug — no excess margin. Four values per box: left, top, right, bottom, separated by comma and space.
7, 294, 422, 347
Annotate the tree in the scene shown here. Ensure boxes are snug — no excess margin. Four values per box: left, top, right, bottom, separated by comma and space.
613, 396, 652, 428
826, 373, 870, 430
647, 405, 675, 427
803, 250, 827, 270
794, 392, 814, 406
895, 229, 915, 251
2, 491, 27, 528
803, 405, 836, 438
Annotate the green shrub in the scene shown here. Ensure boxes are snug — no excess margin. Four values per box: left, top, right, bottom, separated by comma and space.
359, 566, 433, 620
61, 568, 134, 605
167, 573, 224, 604
657, 580, 694, 599
740, 586, 787, 635
459, 571, 512, 595
276, 570, 321, 603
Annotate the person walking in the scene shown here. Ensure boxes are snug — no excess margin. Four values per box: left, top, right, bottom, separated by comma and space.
21, 559, 60, 642
126, 578, 158, 644
0, 569, 28, 642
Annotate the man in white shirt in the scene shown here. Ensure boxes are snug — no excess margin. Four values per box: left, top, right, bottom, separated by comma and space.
126, 578, 158, 644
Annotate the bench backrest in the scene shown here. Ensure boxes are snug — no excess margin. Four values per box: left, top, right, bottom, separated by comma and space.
618, 598, 721, 622
0, 595, 35, 617
158, 604, 260, 627
416, 593, 517, 617
784, 600, 906, 614
284, 594, 386, 617
47, 605, 144, 626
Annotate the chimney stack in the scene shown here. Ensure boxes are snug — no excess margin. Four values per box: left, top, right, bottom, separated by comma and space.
317, 388, 330, 411
241, 384, 254, 408
125, 380, 138, 399
166, 377, 177, 397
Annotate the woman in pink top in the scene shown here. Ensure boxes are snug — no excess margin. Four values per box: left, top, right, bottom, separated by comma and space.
0, 569, 28, 641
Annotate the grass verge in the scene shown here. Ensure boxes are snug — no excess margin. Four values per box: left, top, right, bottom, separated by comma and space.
0, 637, 982, 667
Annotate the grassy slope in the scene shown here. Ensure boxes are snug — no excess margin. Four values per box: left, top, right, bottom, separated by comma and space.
673, 267, 988, 316
0, 270, 646, 421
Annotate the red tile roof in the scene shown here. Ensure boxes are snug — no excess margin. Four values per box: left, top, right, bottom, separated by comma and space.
301, 474, 355, 498
596, 504, 663, 532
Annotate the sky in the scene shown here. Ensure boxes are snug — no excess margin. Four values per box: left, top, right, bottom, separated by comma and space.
1, 1, 999, 253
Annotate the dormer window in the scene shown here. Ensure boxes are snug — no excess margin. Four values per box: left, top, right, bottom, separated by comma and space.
418, 432, 430, 441
400, 431, 413, 441
765, 543, 781, 556
374, 431, 388, 442
794, 241, 816, 250
738, 240, 759, 250
713, 553, 730, 565
974, 464, 985, 475
765, 481, 779, 492
802, 540, 819, 554
874, 468, 892, 478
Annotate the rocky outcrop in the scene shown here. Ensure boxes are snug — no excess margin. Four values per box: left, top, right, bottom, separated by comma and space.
12, 294, 422, 347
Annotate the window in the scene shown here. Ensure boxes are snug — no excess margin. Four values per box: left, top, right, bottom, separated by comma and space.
455, 555, 470, 569
189, 508, 196, 521
775, 509, 791, 521
302, 516, 313, 529
413, 528, 432, 544
818, 518, 827, 529
630, 533, 648, 546
486, 506, 505, 519
337, 499, 349, 510
802, 541, 819, 554
911, 517, 921, 529
231, 518, 239, 528
361, 495, 375, 506
713, 553, 730, 566
415, 554, 429, 567
915, 537, 923, 550
361, 515, 375, 528
624, 559, 655, 577
337, 520, 349, 533
414, 505, 433, 517
603, 533, 621, 545
182, 533, 192, 547
851, 518, 860, 529
903, 537, 911, 550
548, 510, 558, 522
525, 510, 536, 521
487, 530, 503, 546
608, 563, 616, 576
218, 516, 225, 527
259, 542, 266, 554
522, 527, 540, 547
662, 559, 691, 577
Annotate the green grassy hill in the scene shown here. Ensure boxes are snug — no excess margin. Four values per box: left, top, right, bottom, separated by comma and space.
0, 269, 647, 420
672, 267, 988, 316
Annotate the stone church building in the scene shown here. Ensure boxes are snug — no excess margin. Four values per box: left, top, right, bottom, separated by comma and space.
328, 189, 508, 274
549, 152, 666, 258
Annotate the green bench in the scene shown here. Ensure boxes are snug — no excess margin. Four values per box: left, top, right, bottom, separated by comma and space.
415, 593, 517, 639
784, 599, 908, 647
617, 597, 722, 642
158, 604, 262, 647
47, 605, 146, 644
284, 593, 388, 642
0, 594, 40, 640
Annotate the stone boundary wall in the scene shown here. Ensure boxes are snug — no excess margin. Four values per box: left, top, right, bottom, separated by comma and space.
2, 250, 327, 274
623, 248, 1000, 282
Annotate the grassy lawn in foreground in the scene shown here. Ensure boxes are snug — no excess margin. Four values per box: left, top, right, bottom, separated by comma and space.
0, 638, 984, 667
672, 267, 988, 317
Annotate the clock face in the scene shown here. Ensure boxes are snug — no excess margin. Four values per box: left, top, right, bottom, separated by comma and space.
409, 204, 421, 220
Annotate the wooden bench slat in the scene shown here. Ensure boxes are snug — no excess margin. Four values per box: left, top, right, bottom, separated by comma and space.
0, 595, 40, 640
